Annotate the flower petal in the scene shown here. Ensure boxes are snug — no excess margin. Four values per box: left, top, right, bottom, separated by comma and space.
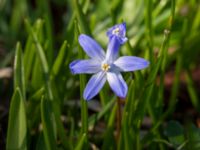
79, 34, 105, 61
114, 56, 149, 72
107, 71, 127, 98
106, 22, 127, 44
105, 36, 120, 63
69, 59, 101, 74
84, 71, 106, 100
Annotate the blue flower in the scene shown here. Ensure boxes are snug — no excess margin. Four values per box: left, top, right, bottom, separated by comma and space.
69, 34, 149, 100
106, 22, 128, 44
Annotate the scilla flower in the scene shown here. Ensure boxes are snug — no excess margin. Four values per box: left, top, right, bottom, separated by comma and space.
106, 22, 127, 44
70, 23, 149, 100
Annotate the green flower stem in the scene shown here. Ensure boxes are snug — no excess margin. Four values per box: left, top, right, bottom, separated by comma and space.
78, 63, 87, 136
151, 0, 175, 121
79, 72, 88, 141
157, 0, 175, 108
145, 0, 154, 64
116, 97, 122, 142
157, 0, 175, 106
148, 6, 188, 135
139, 25, 171, 148
75, 19, 89, 148
100, 90, 106, 107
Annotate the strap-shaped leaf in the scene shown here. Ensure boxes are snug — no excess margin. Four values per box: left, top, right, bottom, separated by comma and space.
14, 42, 26, 99
6, 88, 27, 150
51, 40, 68, 78
41, 97, 57, 150
75, 133, 86, 150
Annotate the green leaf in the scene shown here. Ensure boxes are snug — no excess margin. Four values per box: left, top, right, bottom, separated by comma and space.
24, 19, 53, 99
102, 103, 117, 150
75, 133, 86, 150
14, 42, 26, 99
31, 56, 44, 90
29, 87, 45, 101
24, 19, 49, 75
25, 19, 70, 149
51, 40, 68, 78
36, 0, 54, 65
120, 80, 135, 150
164, 120, 184, 147
36, 133, 47, 150
88, 96, 116, 128
72, 0, 91, 34
6, 88, 27, 150
186, 124, 200, 150
41, 97, 57, 150
10, 0, 28, 35
24, 19, 44, 90
185, 70, 200, 112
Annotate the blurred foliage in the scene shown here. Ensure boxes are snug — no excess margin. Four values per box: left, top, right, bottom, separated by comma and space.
1, 0, 200, 149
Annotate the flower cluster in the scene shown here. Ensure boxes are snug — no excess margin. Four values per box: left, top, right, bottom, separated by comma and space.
70, 22, 149, 100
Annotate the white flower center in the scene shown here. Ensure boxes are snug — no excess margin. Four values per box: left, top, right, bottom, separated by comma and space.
112, 27, 120, 35
101, 63, 110, 72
